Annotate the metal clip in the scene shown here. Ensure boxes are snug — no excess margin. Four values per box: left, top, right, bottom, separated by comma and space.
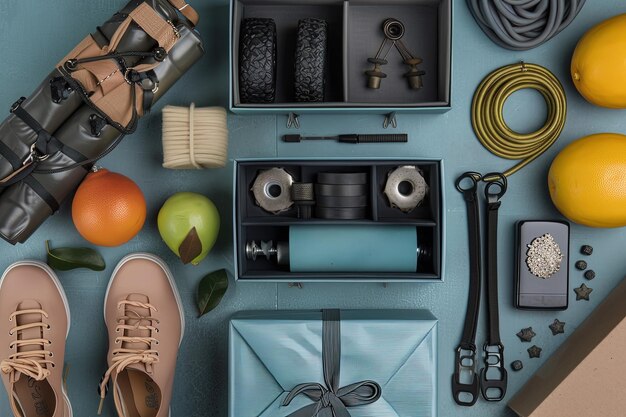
452, 345, 480, 406
383, 112, 397, 129
24, 143, 49, 166
287, 113, 300, 129
479, 343, 508, 401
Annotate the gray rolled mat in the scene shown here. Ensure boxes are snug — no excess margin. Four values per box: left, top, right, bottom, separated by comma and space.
0, 22, 204, 244
0, 0, 172, 180
289, 225, 418, 273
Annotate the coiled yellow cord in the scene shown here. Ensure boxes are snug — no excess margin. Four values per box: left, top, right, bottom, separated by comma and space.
471, 62, 567, 181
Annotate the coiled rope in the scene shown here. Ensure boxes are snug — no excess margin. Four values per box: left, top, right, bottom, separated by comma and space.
162, 104, 229, 169
471, 62, 567, 181
466, 0, 586, 51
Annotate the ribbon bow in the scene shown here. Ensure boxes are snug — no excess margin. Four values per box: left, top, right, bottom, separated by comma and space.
282, 310, 382, 417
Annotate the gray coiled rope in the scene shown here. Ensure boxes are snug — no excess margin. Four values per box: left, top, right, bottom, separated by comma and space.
466, 0, 587, 51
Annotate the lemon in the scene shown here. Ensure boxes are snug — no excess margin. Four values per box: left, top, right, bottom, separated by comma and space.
571, 14, 626, 108
548, 133, 626, 228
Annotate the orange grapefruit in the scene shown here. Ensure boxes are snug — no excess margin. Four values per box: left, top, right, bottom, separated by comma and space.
72, 168, 146, 246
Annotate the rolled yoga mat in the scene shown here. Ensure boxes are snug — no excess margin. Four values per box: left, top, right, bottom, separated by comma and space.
289, 225, 418, 273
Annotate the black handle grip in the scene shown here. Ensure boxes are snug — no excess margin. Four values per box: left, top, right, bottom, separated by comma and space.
283, 134, 302, 142
352, 134, 408, 143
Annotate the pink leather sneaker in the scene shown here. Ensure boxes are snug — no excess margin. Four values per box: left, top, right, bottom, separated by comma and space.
0, 261, 72, 417
98, 253, 184, 417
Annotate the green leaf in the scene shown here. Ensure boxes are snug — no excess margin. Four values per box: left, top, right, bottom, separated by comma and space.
197, 269, 228, 317
46, 241, 106, 271
178, 227, 203, 265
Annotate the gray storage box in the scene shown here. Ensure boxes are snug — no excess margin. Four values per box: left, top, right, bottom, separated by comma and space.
230, 0, 452, 114
233, 158, 446, 282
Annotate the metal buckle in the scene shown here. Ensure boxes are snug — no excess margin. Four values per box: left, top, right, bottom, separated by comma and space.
480, 343, 508, 401
25, 143, 49, 165
452, 345, 480, 407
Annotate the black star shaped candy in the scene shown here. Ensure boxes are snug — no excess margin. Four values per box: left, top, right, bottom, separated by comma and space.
527, 345, 542, 358
574, 283, 593, 301
516, 327, 536, 343
549, 319, 565, 335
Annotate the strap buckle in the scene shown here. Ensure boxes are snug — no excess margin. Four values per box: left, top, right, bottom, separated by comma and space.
25, 143, 50, 165
10, 97, 26, 113
480, 342, 508, 401
483, 172, 507, 204
452, 344, 480, 407
455, 171, 482, 201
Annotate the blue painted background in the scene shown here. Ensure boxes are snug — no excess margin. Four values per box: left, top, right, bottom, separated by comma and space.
1, 1, 625, 416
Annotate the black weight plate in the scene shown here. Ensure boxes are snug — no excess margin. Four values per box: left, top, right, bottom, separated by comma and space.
295, 18, 327, 102
315, 183, 368, 197
316, 194, 368, 208
316, 206, 367, 220
239, 18, 277, 104
317, 172, 368, 185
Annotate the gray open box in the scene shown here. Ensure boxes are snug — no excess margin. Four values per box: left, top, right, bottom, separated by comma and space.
232, 158, 446, 282
230, 0, 452, 113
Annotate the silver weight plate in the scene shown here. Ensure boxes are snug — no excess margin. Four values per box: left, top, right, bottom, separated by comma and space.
251, 168, 294, 214
384, 165, 428, 213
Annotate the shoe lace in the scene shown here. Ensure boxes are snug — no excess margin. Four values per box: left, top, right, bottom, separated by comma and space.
98, 300, 160, 415
0, 309, 54, 384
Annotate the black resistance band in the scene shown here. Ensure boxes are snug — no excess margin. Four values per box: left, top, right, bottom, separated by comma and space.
453, 171, 508, 406
453, 172, 482, 406
480, 173, 508, 402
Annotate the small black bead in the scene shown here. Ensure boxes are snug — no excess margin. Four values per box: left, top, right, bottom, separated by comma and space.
511, 360, 524, 371
580, 245, 593, 256
575, 260, 588, 270
584, 270, 596, 280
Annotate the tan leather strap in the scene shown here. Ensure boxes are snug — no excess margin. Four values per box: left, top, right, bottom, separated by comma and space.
108, 2, 178, 53
168, 0, 199, 26
0, 161, 33, 185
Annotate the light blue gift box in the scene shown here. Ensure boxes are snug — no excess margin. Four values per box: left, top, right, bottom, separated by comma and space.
229, 310, 438, 417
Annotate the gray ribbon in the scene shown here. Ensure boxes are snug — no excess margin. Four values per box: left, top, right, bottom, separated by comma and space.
282, 310, 382, 417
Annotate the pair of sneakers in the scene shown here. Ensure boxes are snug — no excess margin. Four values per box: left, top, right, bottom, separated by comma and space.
0, 253, 185, 417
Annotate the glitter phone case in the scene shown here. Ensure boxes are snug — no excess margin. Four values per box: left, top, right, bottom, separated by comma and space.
515, 220, 570, 310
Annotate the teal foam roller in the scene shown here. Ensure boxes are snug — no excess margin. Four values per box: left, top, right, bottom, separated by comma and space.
289, 225, 418, 272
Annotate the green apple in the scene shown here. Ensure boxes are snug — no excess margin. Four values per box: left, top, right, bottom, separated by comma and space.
158, 192, 220, 265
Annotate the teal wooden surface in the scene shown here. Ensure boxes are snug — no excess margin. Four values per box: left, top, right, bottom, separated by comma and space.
0, 1, 625, 416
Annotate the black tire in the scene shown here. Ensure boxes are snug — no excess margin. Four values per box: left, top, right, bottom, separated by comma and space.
294, 18, 327, 102
239, 18, 277, 104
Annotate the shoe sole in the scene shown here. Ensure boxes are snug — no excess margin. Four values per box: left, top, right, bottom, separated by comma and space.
0, 260, 73, 417
104, 252, 186, 345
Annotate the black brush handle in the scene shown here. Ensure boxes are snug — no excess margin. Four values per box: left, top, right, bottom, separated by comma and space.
338, 134, 408, 143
